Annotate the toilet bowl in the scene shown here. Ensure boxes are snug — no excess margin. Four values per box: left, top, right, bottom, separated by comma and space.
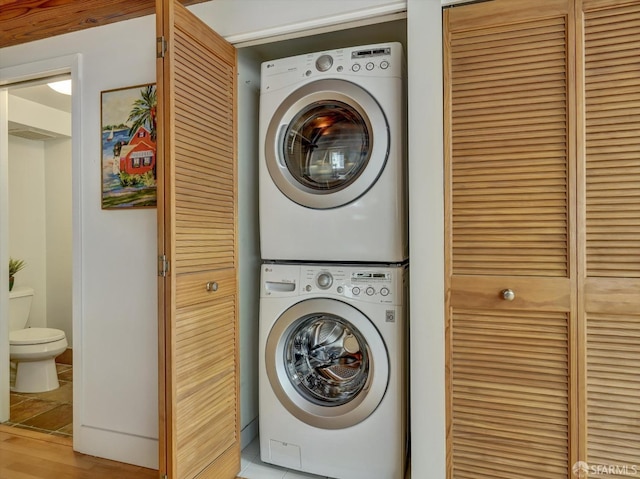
9, 287, 69, 393
10, 328, 68, 392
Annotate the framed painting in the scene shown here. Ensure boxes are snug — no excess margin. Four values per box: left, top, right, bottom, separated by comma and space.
101, 83, 157, 209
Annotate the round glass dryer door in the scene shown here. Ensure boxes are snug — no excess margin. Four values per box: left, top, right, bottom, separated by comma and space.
265, 298, 389, 429
265, 79, 389, 209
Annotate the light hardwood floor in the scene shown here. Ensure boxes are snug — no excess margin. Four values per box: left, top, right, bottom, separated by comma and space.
0, 425, 157, 479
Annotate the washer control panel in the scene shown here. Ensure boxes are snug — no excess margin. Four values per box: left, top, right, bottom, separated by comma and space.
308, 266, 399, 304
301, 267, 397, 303
261, 263, 405, 305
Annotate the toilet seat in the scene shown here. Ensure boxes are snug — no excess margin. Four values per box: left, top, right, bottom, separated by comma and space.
10, 327, 66, 345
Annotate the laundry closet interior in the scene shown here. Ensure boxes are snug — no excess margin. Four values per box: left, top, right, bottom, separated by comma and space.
220, 13, 409, 479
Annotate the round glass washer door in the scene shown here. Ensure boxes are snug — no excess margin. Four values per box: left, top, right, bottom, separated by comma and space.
265, 79, 389, 209
265, 298, 389, 429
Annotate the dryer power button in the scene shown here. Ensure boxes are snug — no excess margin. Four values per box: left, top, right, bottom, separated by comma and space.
315, 54, 334, 72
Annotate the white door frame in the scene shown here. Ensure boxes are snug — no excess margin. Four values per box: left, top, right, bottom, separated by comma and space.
0, 54, 82, 434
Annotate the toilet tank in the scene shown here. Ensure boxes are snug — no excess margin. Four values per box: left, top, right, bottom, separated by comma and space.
8, 287, 34, 332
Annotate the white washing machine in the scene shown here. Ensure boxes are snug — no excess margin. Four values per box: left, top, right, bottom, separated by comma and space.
259, 43, 407, 262
259, 262, 407, 479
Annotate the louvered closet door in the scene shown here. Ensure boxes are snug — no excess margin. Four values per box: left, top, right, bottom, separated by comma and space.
156, 0, 239, 478
445, 1, 577, 477
580, 0, 640, 470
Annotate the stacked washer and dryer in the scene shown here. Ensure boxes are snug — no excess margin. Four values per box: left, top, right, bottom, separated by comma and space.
258, 43, 408, 479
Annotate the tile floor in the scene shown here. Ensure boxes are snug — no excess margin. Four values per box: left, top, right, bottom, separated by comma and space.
240, 438, 331, 479
5, 363, 73, 438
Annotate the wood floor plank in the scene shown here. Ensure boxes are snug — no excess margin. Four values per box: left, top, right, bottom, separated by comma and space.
0, 426, 157, 479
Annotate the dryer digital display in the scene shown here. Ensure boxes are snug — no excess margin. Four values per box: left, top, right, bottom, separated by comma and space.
351, 47, 391, 58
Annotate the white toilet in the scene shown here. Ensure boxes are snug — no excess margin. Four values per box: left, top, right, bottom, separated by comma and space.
9, 287, 68, 393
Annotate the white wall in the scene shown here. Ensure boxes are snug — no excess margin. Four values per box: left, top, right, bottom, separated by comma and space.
237, 49, 261, 444
8, 98, 73, 342
8, 136, 47, 329
407, 0, 446, 477
45, 138, 73, 342
0, 91, 8, 422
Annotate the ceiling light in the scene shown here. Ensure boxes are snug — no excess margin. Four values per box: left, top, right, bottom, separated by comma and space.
48, 79, 72, 95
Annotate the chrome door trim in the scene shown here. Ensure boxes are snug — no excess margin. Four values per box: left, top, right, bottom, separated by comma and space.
265, 79, 389, 209
265, 298, 389, 429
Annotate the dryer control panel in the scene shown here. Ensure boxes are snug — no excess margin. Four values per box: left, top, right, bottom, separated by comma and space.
261, 263, 406, 306
261, 42, 404, 93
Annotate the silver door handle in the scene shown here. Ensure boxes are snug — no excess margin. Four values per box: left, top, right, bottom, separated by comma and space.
206, 282, 219, 292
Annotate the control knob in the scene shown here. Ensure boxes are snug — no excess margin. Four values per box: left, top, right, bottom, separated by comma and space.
316, 272, 333, 289
315, 54, 333, 72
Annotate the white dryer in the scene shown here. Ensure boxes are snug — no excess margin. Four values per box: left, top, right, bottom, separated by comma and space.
259, 43, 407, 262
259, 262, 407, 479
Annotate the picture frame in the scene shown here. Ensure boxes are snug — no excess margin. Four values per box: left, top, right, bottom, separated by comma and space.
101, 83, 157, 209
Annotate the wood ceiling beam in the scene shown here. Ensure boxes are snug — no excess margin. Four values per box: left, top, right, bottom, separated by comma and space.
0, 0, 210, 48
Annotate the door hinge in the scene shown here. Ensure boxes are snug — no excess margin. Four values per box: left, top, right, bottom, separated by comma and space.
161, 475, 168, 479
158, 254, 170, 277
157, 36, 167, 58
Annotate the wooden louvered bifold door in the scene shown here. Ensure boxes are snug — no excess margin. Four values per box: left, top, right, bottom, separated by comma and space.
156, 1, 239, 478
444, 1, 577, 477
581, 0, 640, 471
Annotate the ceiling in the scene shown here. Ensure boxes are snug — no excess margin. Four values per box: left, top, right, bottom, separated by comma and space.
7, 77, 72, 140
10, 82, 72, 113
0, 0, 209, 48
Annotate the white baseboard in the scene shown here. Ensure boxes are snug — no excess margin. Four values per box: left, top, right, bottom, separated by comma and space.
74, 425, 158, 469
240, 417, 258, 450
